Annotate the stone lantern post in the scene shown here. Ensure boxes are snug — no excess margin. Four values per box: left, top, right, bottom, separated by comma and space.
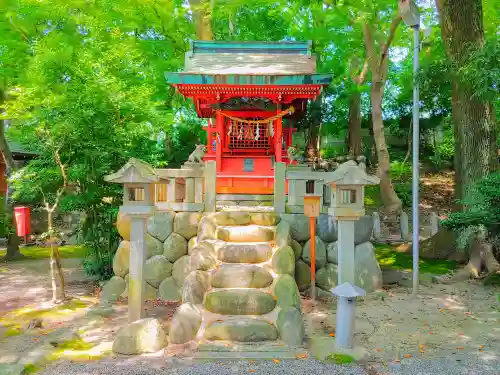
105, 158, 158, 322
325, 161, 379, 285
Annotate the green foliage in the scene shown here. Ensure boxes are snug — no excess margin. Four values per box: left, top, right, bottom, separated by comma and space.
442, 172, 500, 232
325, 353, 354, 365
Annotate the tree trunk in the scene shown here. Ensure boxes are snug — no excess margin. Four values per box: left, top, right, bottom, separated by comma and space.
189, 0, 214, 40
47, 210, 66, 301
436, 0, 498, 202
371, 81, 402, 214
348, 91, 362, 158
0, 88, 21, 260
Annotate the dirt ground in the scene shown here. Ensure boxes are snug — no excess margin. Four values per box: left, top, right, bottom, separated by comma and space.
0, 258, 499, 372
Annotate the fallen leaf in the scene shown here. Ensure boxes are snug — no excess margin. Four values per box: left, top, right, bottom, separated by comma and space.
249, 360, 256, 365
295, 353, 308, 359
428, 331, 434, 335
418, 345, 424, 349
329, 332, 335, 337
403, 354, 412, 358
376, 348, 383, 352
279, 343, 285, 347
419, 350, 425, 353
250, 370, 255, 373
456, 346, 464, 350
393, 359, 401, 363
458, 332, 464, 336
273, 359, 280, 364
439, 309, 444, 313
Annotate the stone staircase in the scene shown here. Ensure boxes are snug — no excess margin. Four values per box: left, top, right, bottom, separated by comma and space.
169, 212, 304, 354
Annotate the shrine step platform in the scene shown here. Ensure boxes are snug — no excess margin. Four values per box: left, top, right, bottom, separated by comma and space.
194, 341, 304, 361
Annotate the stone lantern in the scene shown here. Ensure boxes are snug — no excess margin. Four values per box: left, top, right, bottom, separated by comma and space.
325, 161, 380, 285
105, 158, 159, 322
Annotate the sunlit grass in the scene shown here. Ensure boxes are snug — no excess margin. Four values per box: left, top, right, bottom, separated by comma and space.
0, 245, 86, 260
375, 244, 456, 274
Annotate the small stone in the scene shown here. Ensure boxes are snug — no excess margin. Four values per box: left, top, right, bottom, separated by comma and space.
250, 213, 280, 226
172, 255, 191, 287
112, 241, 130, 278
326, 241, 338, 264
316, 214, 338, 243
120, 279, 158, 300
112, 318, 167, 355
158, 277, 181, 302
212, 212, 251, 226
291, 239, 302, 261
182, 271, 211, 305
302, 236, 327, 270
147, 211, 175, 242
217, 225, 274, 242
354, 216, 374, 245
144, 255, 173, 288
218, 243, 272, 264
174, 212, 203, 240
271, 245, 295, 275
169, 303, 202, 344
277, 307, 304, 347
316, 264, 338, 290
204, 319, 278, 342
100, 276, 126, 303
204, 290, 276, 315
355, 242, 382, 293
273, 274, 301, 310
211, 265, 273, 288
304, 286, 334, 300
280, 214, 310, 241
275, 220, 291, 248
163, 233, 188, 263
295, 260, 311, 292
382, 268, 405, 285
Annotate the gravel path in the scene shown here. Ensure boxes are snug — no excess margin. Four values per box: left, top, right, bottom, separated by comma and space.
39, 354, 500, 375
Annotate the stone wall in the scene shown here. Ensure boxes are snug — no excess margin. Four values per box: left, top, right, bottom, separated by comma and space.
102, 211, 381, 304
101, 211, 203, 303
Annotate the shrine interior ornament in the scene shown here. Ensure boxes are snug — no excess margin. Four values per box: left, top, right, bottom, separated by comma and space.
215, 106, 295, 125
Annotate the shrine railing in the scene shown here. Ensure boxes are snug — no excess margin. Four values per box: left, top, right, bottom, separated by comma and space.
273, 163, 332, 214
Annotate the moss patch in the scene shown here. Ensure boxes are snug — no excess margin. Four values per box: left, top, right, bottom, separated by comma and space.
325, 353, 354, 364
375, 244, 456, 274
0, 245, 86, 260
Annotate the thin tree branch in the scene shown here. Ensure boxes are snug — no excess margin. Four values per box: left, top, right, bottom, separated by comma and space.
379, 16, 402, 71
362, 22, 378, 73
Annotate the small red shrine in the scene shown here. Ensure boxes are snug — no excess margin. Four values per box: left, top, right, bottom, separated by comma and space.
166, 41, 332, 194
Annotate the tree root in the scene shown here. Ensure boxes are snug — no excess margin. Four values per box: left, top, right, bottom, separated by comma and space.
445, 237, 500, 283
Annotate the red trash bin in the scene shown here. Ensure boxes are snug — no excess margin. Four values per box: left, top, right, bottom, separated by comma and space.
14, 206, 31, 243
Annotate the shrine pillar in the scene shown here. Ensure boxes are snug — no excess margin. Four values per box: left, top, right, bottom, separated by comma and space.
275, 106, 283, 163
215, 111, 223, 172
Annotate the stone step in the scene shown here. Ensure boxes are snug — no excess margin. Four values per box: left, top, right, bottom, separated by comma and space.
217, 225, 275, 242
203, 318, 278, 342
217, 205, 275, 213
204, 289, 276, 315
198, 340, 291, 352
218, 242, 273, 264
211, 264, 274, 288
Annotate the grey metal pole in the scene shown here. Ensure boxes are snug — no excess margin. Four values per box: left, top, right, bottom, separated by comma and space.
412, 25, 420, 297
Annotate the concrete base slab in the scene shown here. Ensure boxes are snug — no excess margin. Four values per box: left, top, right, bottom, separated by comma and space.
195, 341, 306, 361
217, 205, 274, 213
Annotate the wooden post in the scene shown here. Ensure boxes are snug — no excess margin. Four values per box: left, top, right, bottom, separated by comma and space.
167, 178, 177, 203
204, 161, 217, 212
215, 111, 223, 172
128, 215, 147, 323
275, 105, 283, 162
310, 217, 316, 301
274, 162, 286, 213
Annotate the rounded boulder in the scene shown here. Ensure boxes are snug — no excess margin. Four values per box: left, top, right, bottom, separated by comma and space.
273, 274, 301, 310
204, 290, 276, 315
316, 263, 338, 291
147, 211, 175, 242
204, 319, 278, 342
112, 318, 167, 355
182, 271, 211, 305
280, 214, 310, 242
277, 307, 304, 347
294, 260, 311, 292
163, 233, 188, 263
172, 255, 191, 287
174, 212, 202, 240
211, 265, 273, 288
169, 303, 202, 344
100, 276, 126, 303
112, 241, 130, 278
158, 277, 181, 302
144, 255, 173, 288
302, 236, 327, 270
271, 245, 295, 276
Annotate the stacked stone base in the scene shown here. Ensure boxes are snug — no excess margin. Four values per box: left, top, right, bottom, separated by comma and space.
169, 213, 304, 347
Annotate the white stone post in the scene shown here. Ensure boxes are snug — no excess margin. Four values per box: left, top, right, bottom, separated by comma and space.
400, 211, 409, 242
184, 177, 195, 203
372, 212, 382, 241
430, 212, 439, 236
204, 161, 216, 212
167, 178, 177, 203
194, 177, 203, 204
274, 162, 286, 214
337, 220, 356, 285
128, 214, 148, 323
288, 179, 297, 205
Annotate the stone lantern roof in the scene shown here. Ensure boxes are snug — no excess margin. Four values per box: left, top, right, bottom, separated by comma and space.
104, 158, 159, 184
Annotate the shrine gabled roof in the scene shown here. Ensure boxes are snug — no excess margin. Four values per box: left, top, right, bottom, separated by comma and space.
182, 40, 316, 75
